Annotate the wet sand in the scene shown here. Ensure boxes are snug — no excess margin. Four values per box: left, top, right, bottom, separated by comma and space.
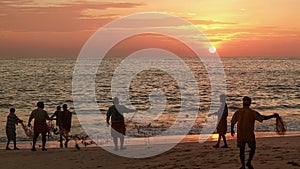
0, 134, 299, 169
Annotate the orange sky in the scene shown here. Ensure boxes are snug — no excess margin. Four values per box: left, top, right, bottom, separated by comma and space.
0, 0, 300, 57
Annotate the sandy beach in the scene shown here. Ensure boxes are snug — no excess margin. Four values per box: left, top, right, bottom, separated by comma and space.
0, 135, 299, 169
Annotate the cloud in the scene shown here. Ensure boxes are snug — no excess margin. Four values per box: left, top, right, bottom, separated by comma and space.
189, 19, 237, 25
1, 0, 143, 8
0, 1, 144, 32
204, 26, 300, 43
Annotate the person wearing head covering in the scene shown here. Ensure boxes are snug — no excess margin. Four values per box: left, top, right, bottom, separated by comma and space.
106, 97, 137, 150
28, 101, 51, 151
231, 96, 279, 169
209, 94, 229, 148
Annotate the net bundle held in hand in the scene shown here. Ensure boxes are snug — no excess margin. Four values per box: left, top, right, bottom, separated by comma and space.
275, 115, 286, 135
21, 122, 33, 138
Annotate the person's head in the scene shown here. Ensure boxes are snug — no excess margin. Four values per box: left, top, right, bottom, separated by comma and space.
57, 106, 61, 110
243, 96, 252, 107
63, 104, 68, 110
10, 108, 15, 114
220, 94, 226, 103
37, 101, 44, 109
113, 97, 119, 105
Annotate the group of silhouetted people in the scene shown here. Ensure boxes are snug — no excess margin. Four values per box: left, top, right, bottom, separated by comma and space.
5, 102, 72, 151
105, 95, 280, 169
50, 104, 72, 148
6, 96, 280, 169
210, 95, 279, 169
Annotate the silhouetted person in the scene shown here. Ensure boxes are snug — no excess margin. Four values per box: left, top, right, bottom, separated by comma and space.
6, 108, 23, 150
60, 104, 72, 148
51, 106, 62, 127
106, 97, 137, 150
209, 94, 228, 148
231, 96, 279, 169
50, 106, 63, 148
28, 102, 51, 151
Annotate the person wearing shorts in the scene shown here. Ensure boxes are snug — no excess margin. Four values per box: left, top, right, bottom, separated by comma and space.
231, 96, 278, 169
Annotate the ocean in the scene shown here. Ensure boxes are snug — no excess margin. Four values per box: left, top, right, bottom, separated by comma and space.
0, 56, 299, 143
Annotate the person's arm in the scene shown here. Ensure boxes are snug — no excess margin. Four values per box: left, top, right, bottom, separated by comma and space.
70, 111, 72, 122
15, 115, 23, 123
28, 112, 34, 127
256, 112, 278, 121
230, 112, 238, 136
209, 103, 228, 117
106, 107, 112, 126
45, 111, 51, 120
122, 105, 137, 113
50, 111, 57, 120
224, 104, 228, 116
68, 111, 72, 127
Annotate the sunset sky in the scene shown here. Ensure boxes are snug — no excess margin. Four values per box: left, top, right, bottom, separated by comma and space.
0, 0, 300, 57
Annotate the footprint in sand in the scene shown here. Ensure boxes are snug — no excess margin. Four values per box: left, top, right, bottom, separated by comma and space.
287, 161, 300, 167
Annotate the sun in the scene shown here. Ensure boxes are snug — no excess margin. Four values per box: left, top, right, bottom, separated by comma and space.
209, 46, 217, 53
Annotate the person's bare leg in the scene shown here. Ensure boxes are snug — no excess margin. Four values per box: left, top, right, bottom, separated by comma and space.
42, 133, 47, 151
213, 134, 221, 148
120, 135, 125, 150
59, 135, 63, 148
13, 137, 19, 150
6, 139, 11, 150
32, 133, 39, 151
65, 138, 69, 148
113, 137, 118, 150
221, 134, 228, 148
239, 145, 246, 169
246, 147, 255, 169
64, 131, 70, 148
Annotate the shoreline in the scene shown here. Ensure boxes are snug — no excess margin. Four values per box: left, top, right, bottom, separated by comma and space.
0, 135, 299, 169
1, 131, 299, 150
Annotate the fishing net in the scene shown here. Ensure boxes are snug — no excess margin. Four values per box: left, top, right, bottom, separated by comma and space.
275, 115, 286, 135
21, 121, 94, 149
54, 127, 94, 149
21, 122, 33, 138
